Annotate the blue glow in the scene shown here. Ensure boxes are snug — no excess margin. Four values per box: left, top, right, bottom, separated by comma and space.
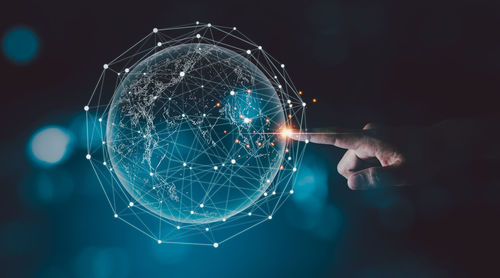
292, 161, 328, 213
27, 126, 73, 167
2, 26, 39, 65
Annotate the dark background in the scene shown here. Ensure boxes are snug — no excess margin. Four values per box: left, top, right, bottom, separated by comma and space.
1, 0, 500, 277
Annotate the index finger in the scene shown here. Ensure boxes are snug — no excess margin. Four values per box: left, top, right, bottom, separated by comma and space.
290, 129, 367, 149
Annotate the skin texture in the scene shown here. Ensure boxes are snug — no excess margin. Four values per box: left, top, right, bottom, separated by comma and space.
291, 119, 499, 190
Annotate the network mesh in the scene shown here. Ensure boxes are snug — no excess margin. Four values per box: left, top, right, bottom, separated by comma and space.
85, 22, 307, 247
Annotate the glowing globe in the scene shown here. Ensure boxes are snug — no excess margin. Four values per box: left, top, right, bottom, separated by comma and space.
106, 43, 286, 224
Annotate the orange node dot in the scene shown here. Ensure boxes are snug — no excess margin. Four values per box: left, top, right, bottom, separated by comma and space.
216, 102, 221, 107
224, 130, 227, 134
288, 114, 292, 119
298, 90, 303, 95
246, 144, 250, 148
285, 148, 289, 153
280, 165, 284, 170
247, 89, 252, 93
265, 118, 270, 123
257, 142, 262, 146
238, 155, 241, 158
235, 139, 240, 143
312, 98, 317, 103
271, 142, 275, 146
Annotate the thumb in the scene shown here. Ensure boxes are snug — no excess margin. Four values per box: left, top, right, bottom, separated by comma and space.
347, 165, 406, 190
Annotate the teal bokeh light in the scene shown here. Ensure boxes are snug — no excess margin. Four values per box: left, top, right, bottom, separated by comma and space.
27, 126, 74, 167
2, 26, 39, 65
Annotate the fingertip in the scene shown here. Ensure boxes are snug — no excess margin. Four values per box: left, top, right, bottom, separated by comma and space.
348, 174, 368, 190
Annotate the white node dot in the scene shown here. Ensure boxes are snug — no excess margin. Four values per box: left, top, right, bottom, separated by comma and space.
258, 46, 262, 50
189, 167, 192, 170
84, 105, 89, 111
157, 42, 162, 47
287, 99, 291, 104
200, 203, 204, 208
230, 90, 235, 95
203, 113, 206, 117
233, 27, 236, 30
117, 73, 120, 76
103, 64, 108, 69
246, 50, 251, 54
278, 85, 282, 89
98, 118, 102, 122
179, 71, 185, 77
207, 23, 212, 27
196, 21, 200, 25
124, 68, 129, 73
182, 113, 186, 117
305, 139, 310, 144
281, 64, 285, 68
288, 156, 292, 161
183, 162, 187, 167
149, 172, 154, 176
176, 226, 180, 229
196, 34, 201, 38
153, 28, 158, 33
293, 167, 297, 172
222, 218, 226, 222
201, 85, 204, 88
213, 166, 218, 170
243, 118, 250, 123
272, 191, 276, 195
248, 212, 252, 216
290, 189, 294, 194
102, 141, 105, 145
129, 202, 134, 206
205, 227, 209, 231
231, 159, 236, 164
222, 163, 225, 167
109, 168, 113, 171
302, 102, 307, 106
213, 242, 219, 248
268, 215, 273, 220
190, 210, 194, 214
86, 154, 91, 160
158, 240, 162, 244
114, 213, 118, 218
266, 179, 270, 183
264, 192, 268, 196
103, 161, 107, 166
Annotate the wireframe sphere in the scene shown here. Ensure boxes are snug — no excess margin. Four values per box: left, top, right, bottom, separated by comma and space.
106, 43, 286, 224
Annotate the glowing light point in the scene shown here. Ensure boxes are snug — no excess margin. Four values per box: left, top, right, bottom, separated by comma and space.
86, 154, 91, 160
176, 226, 180, 230
222, 218, 226, 222
103, 161, 107, 166
153, 28, 158, 33
196, 21, 200, 25
287, 99, 291, 104
246, 50, 251, 54
258, 46, 262, 50
84, 105, 89, 111
157, 42, 162, 47
230, 90, 235, 95
103, 64, 109, 69
290, 189, 294, 194
149, 172, 154, 176
243, 118, 251, 123
196, 34, 201, 39
233, 27, 237, 30
183, 162, 187, 167
302, 102, 306, 106
305, 139, 310, 144
200, 203, 204, 208
179, 71, 185, 77
129, 202, 134, 207
213, 166, 218, 170
114, 213, 118, 218
190, 210, 194, 214
231, 159, 236, 164
205, 227, 209, 231
281, 64, 285, 68
98, 118, 102, 122
207, 23, 212, 27
248, 212, 252, 216
213, 242, 219, 248
266, 179, 270, 183
268, 215, 273, 220
157, 240, 162, 244
264, 192, 268, 196
272, 191, 276, 195
124, 68, 129, 73
293, 167, 297, 172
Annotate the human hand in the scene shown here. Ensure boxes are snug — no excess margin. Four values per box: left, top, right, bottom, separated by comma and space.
291, 123, 444, 190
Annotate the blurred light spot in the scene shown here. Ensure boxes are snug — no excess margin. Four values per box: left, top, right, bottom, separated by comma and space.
27, 126, 74, 167
2, 26, 39, 65
292, 159, 328, 213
